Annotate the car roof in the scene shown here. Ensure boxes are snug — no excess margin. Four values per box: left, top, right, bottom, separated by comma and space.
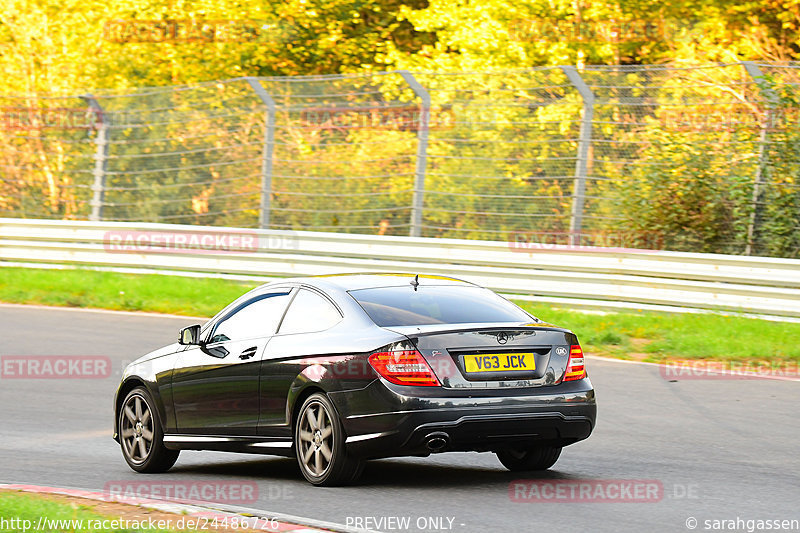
272, 273, 479, 292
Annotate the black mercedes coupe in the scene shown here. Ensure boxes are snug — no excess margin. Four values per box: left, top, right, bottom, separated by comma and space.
113, 274, 596, 486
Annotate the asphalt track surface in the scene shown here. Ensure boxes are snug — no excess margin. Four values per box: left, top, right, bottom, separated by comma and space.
1, 304, 798, 533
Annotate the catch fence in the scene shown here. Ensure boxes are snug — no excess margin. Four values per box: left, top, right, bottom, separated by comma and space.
2, 62, 799, 256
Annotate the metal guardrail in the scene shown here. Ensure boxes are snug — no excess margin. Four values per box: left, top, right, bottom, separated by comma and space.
2, 218, 800, 318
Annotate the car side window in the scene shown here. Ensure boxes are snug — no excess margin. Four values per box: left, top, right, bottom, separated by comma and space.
208, 291, 291, 343
278, 289, 342, 335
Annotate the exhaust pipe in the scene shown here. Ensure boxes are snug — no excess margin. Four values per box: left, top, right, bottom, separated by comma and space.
424, 432, 450, 453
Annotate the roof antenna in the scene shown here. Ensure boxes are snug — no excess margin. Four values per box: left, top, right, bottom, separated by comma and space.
410, 274, 419, 291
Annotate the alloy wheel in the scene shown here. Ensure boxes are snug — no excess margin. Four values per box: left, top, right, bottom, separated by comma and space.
120, 393, 154, 464
297, 400, 334, 477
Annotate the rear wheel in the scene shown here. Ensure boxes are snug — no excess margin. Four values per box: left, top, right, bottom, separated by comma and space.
495, 445, 562, 471
295, 393, 363, 486
119, 387, 179, 473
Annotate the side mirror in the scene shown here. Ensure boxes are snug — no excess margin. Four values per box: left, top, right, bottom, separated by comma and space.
179, 325, 202, 345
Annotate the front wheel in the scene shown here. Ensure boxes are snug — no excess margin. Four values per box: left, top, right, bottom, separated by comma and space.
119, 387, 179, 473
295, 393, 363, 486
495, 445, 562, 471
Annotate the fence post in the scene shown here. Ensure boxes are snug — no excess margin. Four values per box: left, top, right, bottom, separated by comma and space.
741, 61, 778, 256
81, 95, 108, 221
560, 66, 595, 247
246, 77, 277, 230
398, 71, 430, 238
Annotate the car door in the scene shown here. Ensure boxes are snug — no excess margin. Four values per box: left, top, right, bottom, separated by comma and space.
257, 288, 343, 435
171, 288, 293, 435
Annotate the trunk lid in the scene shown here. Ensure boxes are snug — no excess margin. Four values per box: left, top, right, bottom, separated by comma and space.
384, 322, 578, 389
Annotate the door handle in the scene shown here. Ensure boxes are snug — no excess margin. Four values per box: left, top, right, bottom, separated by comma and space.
239, 347, 258, 360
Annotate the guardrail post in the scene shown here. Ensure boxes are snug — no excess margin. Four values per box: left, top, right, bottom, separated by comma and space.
561, 66, 595, 247
742, 61, 778, 256
246, 78, 277, 230
398, 71, 430, 238
81, 95, 109, 221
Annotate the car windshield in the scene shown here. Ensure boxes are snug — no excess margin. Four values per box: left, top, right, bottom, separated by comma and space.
349, 285, 532, 327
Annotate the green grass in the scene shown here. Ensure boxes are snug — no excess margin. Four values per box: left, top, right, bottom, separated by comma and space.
1, 266, 798, 363
0, 266, 258, 317
519, 303, 800, 363
0, 491, 173, 532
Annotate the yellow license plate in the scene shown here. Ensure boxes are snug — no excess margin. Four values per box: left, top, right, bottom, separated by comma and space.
463, 353, 536, 373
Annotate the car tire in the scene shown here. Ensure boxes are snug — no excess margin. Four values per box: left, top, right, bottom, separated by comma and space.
495, 445, 562, 471
119, 386, 179, 473
295, 393, 363, 486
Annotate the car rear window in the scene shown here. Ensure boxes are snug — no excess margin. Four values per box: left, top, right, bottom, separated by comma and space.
349, 285, 532, 327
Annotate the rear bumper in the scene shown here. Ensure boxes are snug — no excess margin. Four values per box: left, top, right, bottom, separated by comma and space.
329, 378, 596, 459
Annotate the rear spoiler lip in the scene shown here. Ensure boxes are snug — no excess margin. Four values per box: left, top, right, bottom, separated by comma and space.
381, 321, 573, 338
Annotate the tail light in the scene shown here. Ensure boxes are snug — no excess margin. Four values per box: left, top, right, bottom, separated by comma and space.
368, 344, 440, 387
564, 344, 586, 381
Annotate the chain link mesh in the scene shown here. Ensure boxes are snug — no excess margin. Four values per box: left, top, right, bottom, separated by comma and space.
1, 63, 798, 256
